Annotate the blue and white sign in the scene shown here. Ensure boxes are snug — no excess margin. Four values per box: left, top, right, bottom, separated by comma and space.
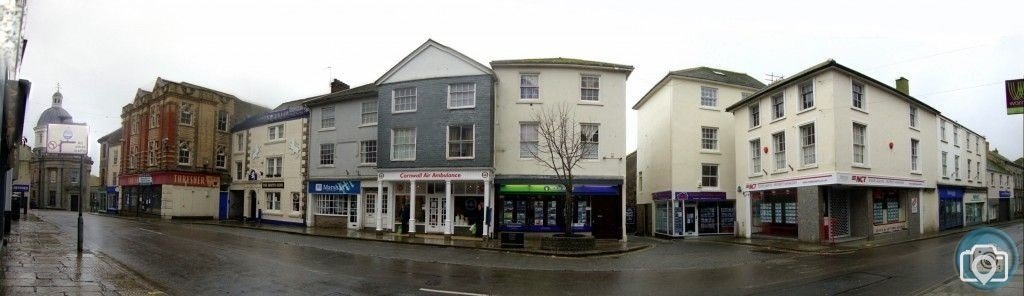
939, 186, 965, 200
308, 180, 361, 194
12, 184, 29, 192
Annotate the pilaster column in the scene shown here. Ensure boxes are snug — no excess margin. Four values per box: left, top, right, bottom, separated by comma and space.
409, 180, 417, 234
445, 180, 453, 235
375, 181, 383, 232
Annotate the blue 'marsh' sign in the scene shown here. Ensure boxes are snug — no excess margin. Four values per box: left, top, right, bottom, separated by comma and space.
308, 180, 361, 194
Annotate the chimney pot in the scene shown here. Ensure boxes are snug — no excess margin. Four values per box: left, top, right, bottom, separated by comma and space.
330, 79, 350, 93
896, 77, 909, 95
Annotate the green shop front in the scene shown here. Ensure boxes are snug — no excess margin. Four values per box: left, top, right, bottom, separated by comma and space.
495, 182, 623, 239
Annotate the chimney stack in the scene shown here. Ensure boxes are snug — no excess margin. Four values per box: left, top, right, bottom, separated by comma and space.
896, 77, 909, 95
330, 79, 350, 93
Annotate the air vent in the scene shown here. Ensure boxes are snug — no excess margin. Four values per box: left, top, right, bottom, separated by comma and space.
713, 71, 726, 76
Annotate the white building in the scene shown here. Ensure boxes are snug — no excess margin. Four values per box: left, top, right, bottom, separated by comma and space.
633, 67, 764, 237
987, 156, 1015, 222
728, 60, 941, 242
491, 58, 633, 240
935, 115, 987, 230
230, 100, 309, 225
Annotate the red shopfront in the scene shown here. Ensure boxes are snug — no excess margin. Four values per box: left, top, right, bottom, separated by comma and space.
118, 171, 221, 216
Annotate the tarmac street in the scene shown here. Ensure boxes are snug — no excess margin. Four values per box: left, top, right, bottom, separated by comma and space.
18, 210, 1024, 295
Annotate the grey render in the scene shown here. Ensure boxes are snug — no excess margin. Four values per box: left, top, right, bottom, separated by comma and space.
306, 88, 379, 181
376, 75, 495, 169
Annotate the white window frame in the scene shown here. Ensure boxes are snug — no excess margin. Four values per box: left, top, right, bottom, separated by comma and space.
581, 123, 600, 159
966, 134, 972, 153
447, 83, 477, 109
177, 141, 190, 166
911, 139, 920, 173
236, 133, 244, 152
359, 140, 377, 165
268, 125, 284, 141
179, 103, 194, 125
446, 124, 475, 160
266, 157, 283, 178
940, 120, 947, 142
580, 75, 600, 101
954, 155, 961, 180
520, 73, 539, 100
361, 101, 378, 125
798, 81, 814, 111
701, 126, 719, 151
700, 86, 718, 107
391, 87, 417, 113
390, 128, 417, 161
148, 140, 158, 167
150, 108, 161, 128
321, 106, 335, 129
216, 111, 228, 132
852, 122, 868, 166
909, 105, 918, 128
968, 159, 973, 181
701, 163, 719, 188
799, 122, 816, 166
771, 93, 785, 120
319, 143, 335, 166
235, 161, 243, 180
750, 138, 762, 176
266, 192, 281, 211
749, 103, 760, 129
953, 125, 959, 147
519, 122, 539, 159
941, 151, 948, 178
215, 146, 226, 168
852, 81, 866, 111
773, 132, 787, 172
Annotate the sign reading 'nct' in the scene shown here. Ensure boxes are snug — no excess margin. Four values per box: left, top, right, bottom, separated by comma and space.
1008, 79, 1024, 115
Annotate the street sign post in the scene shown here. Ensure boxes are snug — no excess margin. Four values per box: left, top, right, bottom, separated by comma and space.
45, 124, 89, 253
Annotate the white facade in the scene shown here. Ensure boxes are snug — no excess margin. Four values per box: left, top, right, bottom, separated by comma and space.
106, 144, 121, 188
230, 113, 308, 225
634, 69, 762, 237
936, 116, 987, 187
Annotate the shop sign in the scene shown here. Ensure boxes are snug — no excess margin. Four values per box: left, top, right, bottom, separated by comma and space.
12, 184, 29, 192
675, 191, 726, 201
1007, 79, 1024, 115
999, 190, 1012, 198
836, 173, 926, 188
308, 180, 361, 194
106, 186, 118, 194
45, 124, 89, 155
379, 170, 491, 181
744, 173, 837, 191
262, 182, 285, 189
139, 175, 153, 186
652, 191, 672, 200
939, 186, 965, 199
967, 194, 985, 203
118, 172, 219, 188
499, 184, 618, 196
873, 222, 907, 234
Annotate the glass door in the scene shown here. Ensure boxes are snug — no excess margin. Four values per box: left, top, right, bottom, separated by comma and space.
426, 196, 446, 233
684, 205, 697, 235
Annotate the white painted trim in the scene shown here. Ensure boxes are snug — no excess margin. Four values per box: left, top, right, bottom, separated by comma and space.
446, 82, 477, 109
390, 128, 417, 162
375, 40, 494, 85
445, 124, 475, 160
391, 87, 418, 114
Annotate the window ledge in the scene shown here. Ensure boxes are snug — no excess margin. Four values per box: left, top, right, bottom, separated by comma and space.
910, 171, 923, 175
909, 126, 920, 132
797, 107, 816, 115
357, 164, 377, 167
699, 106, 721, 112
700, 150, 722, 155
941, 140, 948, 143
358, 123, 377, 128
798, 164, 819, 171
390, 159, 415, 162
748, 125, 761, 132
516, 100, 542, 104
852, 164, 871, 169
851, 107, 869, 114
446, 157, 475, 160
771, 170, 789, 175
770, 117, 786, 124
448, 106, 476, 110
748, 173, 764, 178
318, 128, 337, 132
318, 165, 336, 168
578, 101, 604, 106
392, 110, 416, 114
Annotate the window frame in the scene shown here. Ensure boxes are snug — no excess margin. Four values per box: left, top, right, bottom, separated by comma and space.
700, 126, 719, 151
177, 141, 191, 166
179, 103, 194, 125
321, 106, 335, 129
216, 110, 228, 132
360, 101, 378, 126
391, 87, 418, 113
215, 146, 226, 168
446, 124, 475, 160
771, 93, 785, 120
701, 163, 719, 188
580, 123, 600, 159
236, 133, 245, 152
909, 105, 918, 128
798, 81, 815, 111
749, 103, 760, 129
359, 140, 378, 165
580, 75, 600, 101
851, 81, 866, 110
266, 157, 283, 178
799, 122, 816, 166
390, 128, 417, 161
268, 125, 285, 141
772, 131, 787, 172
750, 138, 762, 176
447, 83, 477, 109
700, 86, 718, 108
266, 191, 281, 211
852, 122, 868, 166
520, 73, 540, 100
319, 143, 335, 166
911, 139, 920, 173
519, 122, 540, 159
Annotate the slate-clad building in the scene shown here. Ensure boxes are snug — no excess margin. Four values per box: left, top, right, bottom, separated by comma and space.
373, 40, 495, 236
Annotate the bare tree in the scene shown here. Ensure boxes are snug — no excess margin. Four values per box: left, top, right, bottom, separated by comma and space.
528, 103, 598, 236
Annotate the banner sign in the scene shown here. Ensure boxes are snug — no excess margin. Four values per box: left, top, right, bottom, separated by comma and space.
379, 170, 491, 181
676, 191, 727, 201
45, 124, 89, 155
652, 191, 673, 200
308, 180, 361, 194
1008, 79, 1024, 115
119, 172, 220, 188
262, 182, 285, 189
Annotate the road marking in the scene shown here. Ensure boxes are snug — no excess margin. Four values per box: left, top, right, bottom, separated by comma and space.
137, 228, 164, 235
419, 288, 488, 296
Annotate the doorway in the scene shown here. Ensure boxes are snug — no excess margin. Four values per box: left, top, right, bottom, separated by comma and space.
248, 190, 257, 219
684, 205, 697, 235
591, 197, 622, 239
426, 195, 446, 233
70, 195, 80, 211
229, 191, 244, 220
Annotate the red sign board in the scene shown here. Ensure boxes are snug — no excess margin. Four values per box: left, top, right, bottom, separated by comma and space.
1008, 79, 1024, 115
119, 172, 220, 188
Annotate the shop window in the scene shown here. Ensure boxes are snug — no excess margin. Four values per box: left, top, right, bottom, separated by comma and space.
315, 194, 356, 216
872, 192, 903, 225
292, 193, 301, 212
573, 200, 590, 227
266, 192, 281, 210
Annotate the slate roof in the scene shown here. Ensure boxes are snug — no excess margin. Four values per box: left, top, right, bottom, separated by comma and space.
96, 128, 123, 144
303, 83, 377, 107
669, 67, 766, 90
491, 57, 634, 73
725, 59, 942, 115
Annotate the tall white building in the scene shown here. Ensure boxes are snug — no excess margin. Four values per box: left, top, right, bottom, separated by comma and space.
935, 115, 987, 230
633, 67, 764, 237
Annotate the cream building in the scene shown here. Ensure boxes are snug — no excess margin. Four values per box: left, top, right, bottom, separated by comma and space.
633, 67, 765, 237
97, 128, 122, 212
987, 157, 1015, 222
229, 100, 309, 225
491, 58, 632, 240
728, 60, 941, 242
935, 115, 987, 230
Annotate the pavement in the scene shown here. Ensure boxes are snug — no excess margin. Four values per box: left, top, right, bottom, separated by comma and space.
0, 212, 165, 296
177, 217, 650, 257
18, 210, 1024, 295
921, 260, 1023, 295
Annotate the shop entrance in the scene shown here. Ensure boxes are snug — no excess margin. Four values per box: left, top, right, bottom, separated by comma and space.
684, 205, 696, 234
828, 193, 851, 238
426, 195, 447, 233
939, 198, 963, 230
591, 197, 622, 239
248, 190, 257, 219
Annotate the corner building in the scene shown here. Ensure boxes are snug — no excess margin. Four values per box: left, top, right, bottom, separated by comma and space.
728, 60, 940, 243
491, 58, 633, 239
373, 40, 495, 237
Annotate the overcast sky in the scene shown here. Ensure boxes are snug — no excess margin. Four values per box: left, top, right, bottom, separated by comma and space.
18, 0, 1024, 174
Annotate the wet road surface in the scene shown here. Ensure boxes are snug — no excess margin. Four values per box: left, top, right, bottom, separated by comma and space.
35, 210, 1023, 295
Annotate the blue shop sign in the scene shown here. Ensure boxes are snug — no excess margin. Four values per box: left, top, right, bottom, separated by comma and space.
308, 180, 361, 194
999, 190, 1011, 198
12, 184, 30, 192
938, 186, 964, 200
106, 186, 118, 193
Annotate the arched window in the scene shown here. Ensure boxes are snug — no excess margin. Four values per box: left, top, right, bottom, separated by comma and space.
215, 146, 226, 168
178, 141, 190, 165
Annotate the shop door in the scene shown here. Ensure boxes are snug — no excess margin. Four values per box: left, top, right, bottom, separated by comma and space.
591, 198, 622, 239
363, 193, 378, 228
70, 195, 80, 211
684, 205, 697, 235
426, 196, 446, 233
828, 195, 851, 238
347, 196, 359, 229
249, 191, 257, 219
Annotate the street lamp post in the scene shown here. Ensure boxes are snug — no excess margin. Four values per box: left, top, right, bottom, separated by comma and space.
77, 154, 84, 253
